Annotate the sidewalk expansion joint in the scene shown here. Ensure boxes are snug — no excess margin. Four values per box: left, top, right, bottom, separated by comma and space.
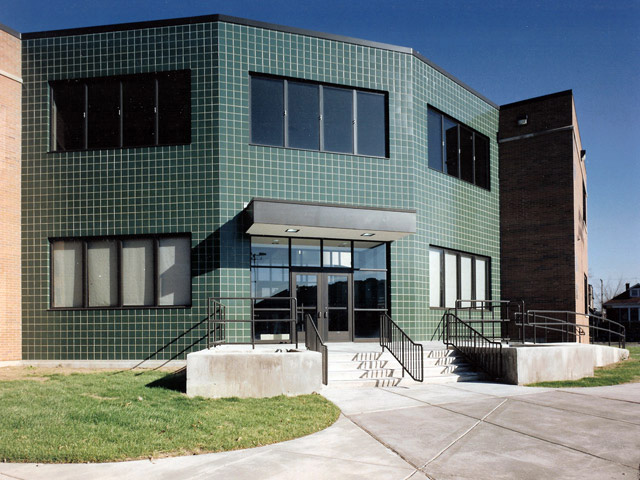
557, 388, 640, 405
420, 398, 507, 469
339, 412, 425, 476
511, 395, 640, 427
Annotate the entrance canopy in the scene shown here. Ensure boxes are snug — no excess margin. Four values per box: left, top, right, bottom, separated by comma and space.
244, 198, 416, 242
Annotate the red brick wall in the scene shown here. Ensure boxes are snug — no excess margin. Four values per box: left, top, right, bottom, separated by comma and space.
0, 28, 22, 361
499, 91, 587, 330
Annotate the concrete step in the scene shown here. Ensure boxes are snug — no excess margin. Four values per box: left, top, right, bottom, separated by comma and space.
328, 368, 400, 381
329, 359, 393, 371
322, 345, 484, 387
327, 371, 487, 388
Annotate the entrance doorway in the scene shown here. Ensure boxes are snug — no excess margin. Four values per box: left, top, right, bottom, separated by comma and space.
292, 271, 352, 342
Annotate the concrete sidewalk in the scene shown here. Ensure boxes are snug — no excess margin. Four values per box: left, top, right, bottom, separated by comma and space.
1, 382, 639, 479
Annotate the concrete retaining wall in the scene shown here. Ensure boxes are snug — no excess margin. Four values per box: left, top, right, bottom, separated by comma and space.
502, 344, 629, 385
186, 349, 322, 398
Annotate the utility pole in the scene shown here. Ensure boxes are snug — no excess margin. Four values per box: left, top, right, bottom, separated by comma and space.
600, 278, 604, 314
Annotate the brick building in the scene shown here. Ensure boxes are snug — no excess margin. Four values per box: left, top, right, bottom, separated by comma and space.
499, 91, 589, 330
0, 24, 22, 361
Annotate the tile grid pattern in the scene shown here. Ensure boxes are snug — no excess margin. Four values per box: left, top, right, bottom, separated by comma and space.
21, 19, 499, 359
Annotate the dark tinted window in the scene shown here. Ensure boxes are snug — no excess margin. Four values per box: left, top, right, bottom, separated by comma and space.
444, 117, 458, 177
474, 134, 489, 189
460, 126, 474, 183
88, 79, 120, 149
429, 107, 490, 190
288, 81, 319, 150
323, 87, 353, 154
354, 271, 387, 309
250, 76, 284, 146
51, 81, 85, 151
428, 109, 443, 171
52, 71, 190, 151
123, 76, 155, 147
158, 71, 191, 145
356, 91, 386, 157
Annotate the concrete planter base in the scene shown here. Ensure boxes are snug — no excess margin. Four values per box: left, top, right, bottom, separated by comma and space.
502, 343, 629, 385
186, 348, 322, 398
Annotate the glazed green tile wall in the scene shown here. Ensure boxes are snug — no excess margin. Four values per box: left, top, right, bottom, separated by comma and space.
214, 21, 500, 342
21, 18, 500, 360
22, 23, 219, 359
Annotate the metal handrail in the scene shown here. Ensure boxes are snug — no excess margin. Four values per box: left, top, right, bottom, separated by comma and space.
516, 310, 625, 348
380, 314, 424, 382
305, 314, 328, 385
207, 296, 298, 349
207, 298, 227, 348
454, 299, 524, 342
443, 312, 503, 380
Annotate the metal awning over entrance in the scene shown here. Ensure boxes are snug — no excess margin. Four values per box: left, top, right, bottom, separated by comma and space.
244, 198, 416, 242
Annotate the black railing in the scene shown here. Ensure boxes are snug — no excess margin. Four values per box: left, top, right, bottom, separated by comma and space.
207, 297, 298, 349
305, 314, 328, 385
516, 310, 625, 349
444, 312, 503, 380
380, 314, 424, 382
454, 299, 524, 342
207, 298, 227, 348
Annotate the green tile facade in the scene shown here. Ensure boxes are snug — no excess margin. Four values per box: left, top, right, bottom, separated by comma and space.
21, 17, 499, 359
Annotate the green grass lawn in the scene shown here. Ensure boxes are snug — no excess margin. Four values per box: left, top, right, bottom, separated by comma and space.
529, 345, 640, 388
0, 368, 339, 463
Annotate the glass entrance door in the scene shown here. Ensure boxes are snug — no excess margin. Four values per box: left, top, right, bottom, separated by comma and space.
293, 273, 319, 344
292, 272, 352, 342
325, 273, 351, 342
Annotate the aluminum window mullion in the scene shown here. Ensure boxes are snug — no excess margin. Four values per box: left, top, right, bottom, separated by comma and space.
50, 86, 56, 151
440, 249, 445, 308
352, 89, 357, 154
83, 83, 88, 149
457, 125, 461, 180
117, 239, 123, 307
154, 77, 159, 146
82, 240, 88, 308
471, 257, 477, 302
319, 85, 325, 151
441, 114, 445, 171
119, 81, 123, 148
283, 79, 289, 147
153, 238, 159, 307
472, 133, 477, 185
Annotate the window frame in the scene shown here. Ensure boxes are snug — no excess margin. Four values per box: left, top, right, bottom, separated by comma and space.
249, 73, 389, 158
428, 245, 491, 309
49, 233, 192, 310
49, 70, 191, 152
427, 106, 491, 190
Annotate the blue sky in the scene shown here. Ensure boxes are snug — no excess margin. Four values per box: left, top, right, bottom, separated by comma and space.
2, 0, 639, 288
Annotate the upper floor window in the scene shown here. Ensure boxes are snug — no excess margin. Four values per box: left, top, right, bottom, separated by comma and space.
50, 234, 191, 309
50, 70, 191, 152
250, 74, 388, 158
428, 107, 490, 189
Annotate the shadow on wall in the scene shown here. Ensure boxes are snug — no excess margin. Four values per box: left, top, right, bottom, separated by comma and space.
131, 317, 209, 369
192, 211, 248, 276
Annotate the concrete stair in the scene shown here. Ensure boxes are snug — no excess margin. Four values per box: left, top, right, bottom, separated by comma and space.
326, 344, 485, 388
